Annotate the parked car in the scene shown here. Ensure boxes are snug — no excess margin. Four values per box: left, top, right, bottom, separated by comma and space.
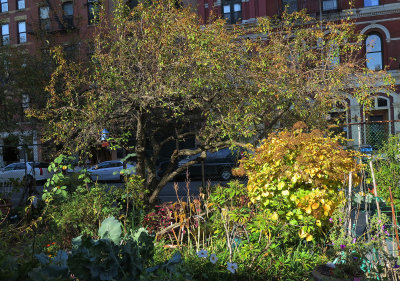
158, 148, 244, 181
0, 162, 51, 185
87, 160, 136, 182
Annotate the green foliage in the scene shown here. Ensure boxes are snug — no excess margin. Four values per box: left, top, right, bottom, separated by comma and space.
46, 185, 122, 245
327, 207, 393, 280
23, 217, 187, 281
32, 0, 394, 206
240, 123, 363, 241
98, 216, 123, 245
375, 135, 400, 210
42, 154, 91, 202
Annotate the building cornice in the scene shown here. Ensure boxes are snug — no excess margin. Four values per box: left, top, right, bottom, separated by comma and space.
328, 3, 400, 21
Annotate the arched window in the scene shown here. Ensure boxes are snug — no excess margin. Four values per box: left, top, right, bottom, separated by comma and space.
366, 33, 383, 71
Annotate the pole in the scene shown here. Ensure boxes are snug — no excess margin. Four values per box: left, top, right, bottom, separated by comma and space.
388, 185, 400, 252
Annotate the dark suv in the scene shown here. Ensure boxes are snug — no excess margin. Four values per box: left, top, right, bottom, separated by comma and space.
159, 148, 243, 181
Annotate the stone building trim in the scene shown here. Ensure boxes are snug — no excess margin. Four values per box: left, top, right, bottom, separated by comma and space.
360, 23, 391, 43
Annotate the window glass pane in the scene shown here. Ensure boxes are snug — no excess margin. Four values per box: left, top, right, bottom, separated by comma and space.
233, 11, 241, 22
18, 21, 26, 43
15, 163, 25, 170
4, 165, 14, 171
1, 0, 7, 13
2, 23, 9, 45
223, 5, 230, 13
19, 33, 27, 43
366, 52, 382, 70
366, 34, 381, 52
282, 0, 297, 13
2, 23, 8, 35
40, 6, 49, 19
64, 2, 73, 16
17, 0, 24, 9
223, 13, 231, 22
233, 3, 241, 12
377, 98, 387, 107
322, 0, 337, 10
364, 0, 379, 6
18, 21, 26, 33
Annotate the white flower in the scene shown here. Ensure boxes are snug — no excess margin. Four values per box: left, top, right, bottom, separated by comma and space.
227, 262, 238, 273
196, 249, 208, 258
209, 253, 218, 264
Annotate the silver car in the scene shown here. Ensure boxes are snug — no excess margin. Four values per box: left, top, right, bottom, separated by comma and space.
88, 160, 136, 182
0, 162, 52, 185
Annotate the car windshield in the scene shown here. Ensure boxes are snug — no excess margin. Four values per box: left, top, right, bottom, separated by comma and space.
28, 162, 49, 168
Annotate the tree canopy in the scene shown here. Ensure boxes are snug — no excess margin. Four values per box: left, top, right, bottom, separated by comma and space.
33, 0, 393, 204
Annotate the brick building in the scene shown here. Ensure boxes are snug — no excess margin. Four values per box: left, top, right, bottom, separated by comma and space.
199, 0, 400, 149
0, 0, 111, 165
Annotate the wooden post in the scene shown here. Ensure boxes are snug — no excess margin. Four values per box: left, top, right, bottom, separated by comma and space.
347, 172, 353, 236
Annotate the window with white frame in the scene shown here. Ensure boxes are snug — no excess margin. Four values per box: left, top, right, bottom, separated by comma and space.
366, 33, 383, 71
1, 24, 9, 45
1, 0, 8, 12
222, 1, 241, 24
39, 6, 50, 31
17, 0, 24, 9
17, 21, 26, 43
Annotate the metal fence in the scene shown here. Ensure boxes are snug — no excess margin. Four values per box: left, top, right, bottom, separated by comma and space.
332, 120, 400, 151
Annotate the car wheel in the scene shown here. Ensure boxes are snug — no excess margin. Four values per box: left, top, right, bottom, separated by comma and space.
220, 168, 232, 181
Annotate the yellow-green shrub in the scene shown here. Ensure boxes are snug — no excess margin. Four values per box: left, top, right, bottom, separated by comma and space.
239, 122, 362, 241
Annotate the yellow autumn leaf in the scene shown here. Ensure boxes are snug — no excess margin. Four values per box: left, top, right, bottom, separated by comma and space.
262, 191, 270, 197
298, 229, 306, 238
271, 212, 279, 221
282, 190, 289, 196
316, 220, 322, 227
277, 181, 285, 190
305, 206, 312, 214
306, 234, 313, 241
312, 202, 320, 209
323, 204, 331, 212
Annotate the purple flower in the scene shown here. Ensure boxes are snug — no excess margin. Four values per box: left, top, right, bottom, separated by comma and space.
329, 218, 333, 223
340, 244, 346, 250
338, 218, 342, 223
382, 225, 385, 230
394, 262, 400, 269
352, 238, 357, 243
